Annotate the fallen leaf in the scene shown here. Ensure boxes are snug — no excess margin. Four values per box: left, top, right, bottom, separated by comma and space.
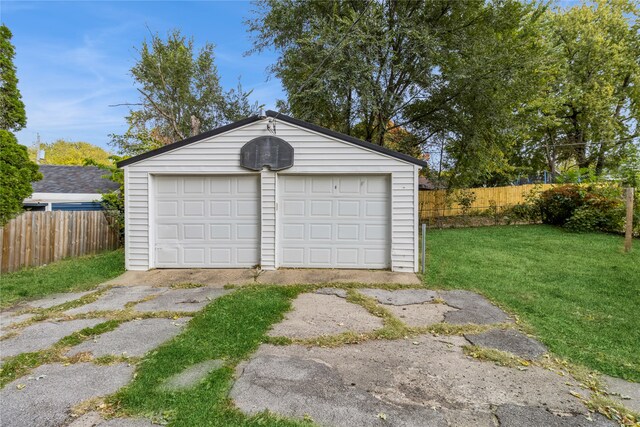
377, 412, 387, 420
16, 384, 25, 390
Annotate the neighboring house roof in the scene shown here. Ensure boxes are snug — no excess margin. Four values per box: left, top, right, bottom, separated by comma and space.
32, 165, 120, 194
418, 176, 445, 190
117, 110, 429, 168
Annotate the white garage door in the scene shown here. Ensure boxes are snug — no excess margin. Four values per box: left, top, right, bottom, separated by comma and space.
154, 175, 260, 268
278, 175, 390, 269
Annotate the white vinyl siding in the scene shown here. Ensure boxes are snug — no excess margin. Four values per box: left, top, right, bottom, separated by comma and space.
260, 170, 277, 270
124, 119, 418, 272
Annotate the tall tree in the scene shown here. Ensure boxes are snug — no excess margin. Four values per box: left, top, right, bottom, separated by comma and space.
0, 131, 41, 225
248, 0, 547, 181
112, 29, 258, 156
0, 24, 26, 131
29, 139, 112, 166
0, 25, 40, 224
525, 0, 640, 178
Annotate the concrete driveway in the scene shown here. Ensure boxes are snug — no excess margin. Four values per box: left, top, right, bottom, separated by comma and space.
0, 270, 636, 427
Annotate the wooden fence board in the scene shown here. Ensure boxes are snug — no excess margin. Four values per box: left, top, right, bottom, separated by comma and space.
0, 211, 120, 274
419, 184, 553, 221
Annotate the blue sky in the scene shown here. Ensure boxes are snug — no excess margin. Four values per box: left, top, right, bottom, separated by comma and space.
0, 0, 284, 151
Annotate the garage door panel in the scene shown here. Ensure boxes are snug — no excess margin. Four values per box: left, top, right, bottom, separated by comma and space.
157, 201, 178, 216
279, 175, 390, 269
154, 175, 260, 268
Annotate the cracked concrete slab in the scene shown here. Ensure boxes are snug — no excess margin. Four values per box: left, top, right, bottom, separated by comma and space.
231, 354, 447, 427
495, 404, 615, 426
0, 362, 134, 427
1, 318, 106, 358
603, 375, 640, 414
465, 329, 548, 359
438, 290, 513, 324
0, 312, 34, 332
232, 335, 589, 426
315, 288, 348, 298
267, 293, 383, 339
385, 303, 457, 327
65, 286, 165, 315
67, 412, 161, 427
359, 288, 438, 305
26, 290, 95, 309
133, 287, 230, 313
102, 269, 256, 288
66, 318, 190, 358
159, 359, 224, 391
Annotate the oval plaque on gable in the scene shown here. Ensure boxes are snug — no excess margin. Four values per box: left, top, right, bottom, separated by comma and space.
240, 136, 294, 171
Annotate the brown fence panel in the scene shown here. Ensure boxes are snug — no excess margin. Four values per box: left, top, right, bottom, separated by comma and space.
419, 184, 554, 221
0, 211, 120, 274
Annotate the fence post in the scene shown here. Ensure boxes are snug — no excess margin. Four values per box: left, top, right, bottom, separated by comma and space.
421, 223, 426, 273
624, 187, 634, 253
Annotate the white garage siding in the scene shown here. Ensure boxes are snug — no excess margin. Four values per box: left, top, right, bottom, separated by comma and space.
123, 117, 420, 272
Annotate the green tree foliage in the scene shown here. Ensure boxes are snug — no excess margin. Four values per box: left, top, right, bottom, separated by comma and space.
249, 1, 544, 159
112, 30, 258, 156
0, 130, 42, 225
28, 140, 112, 166
0, 25, 26, 132
84, 156, 125, 239
249, 0, 639, 187
524, 0, 640, 180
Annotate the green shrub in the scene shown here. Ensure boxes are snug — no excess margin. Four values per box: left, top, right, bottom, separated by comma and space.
536, 185, 584, 225
534, 184, 629, 234
502, 203, 541, 224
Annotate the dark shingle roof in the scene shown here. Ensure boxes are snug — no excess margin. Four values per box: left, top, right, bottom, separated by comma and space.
32, 165, 120, 194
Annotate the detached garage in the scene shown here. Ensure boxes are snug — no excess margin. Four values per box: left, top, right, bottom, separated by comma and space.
118, 111, 427, 273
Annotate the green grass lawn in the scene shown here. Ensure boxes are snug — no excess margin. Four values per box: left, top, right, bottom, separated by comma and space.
424, 225, 640, 382
0, 249, 125, 309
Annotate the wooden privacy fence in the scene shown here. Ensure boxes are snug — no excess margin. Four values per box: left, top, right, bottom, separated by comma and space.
0, 211, 120, 274
419, 184, 554, 221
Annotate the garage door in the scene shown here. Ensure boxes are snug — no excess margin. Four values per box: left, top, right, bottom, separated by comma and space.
278, 175, 390, 269
154, 175, 260, 268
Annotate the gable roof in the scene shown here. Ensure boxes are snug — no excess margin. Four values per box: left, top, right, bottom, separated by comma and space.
117, 110, 429, 168
32, 165, 120, 194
